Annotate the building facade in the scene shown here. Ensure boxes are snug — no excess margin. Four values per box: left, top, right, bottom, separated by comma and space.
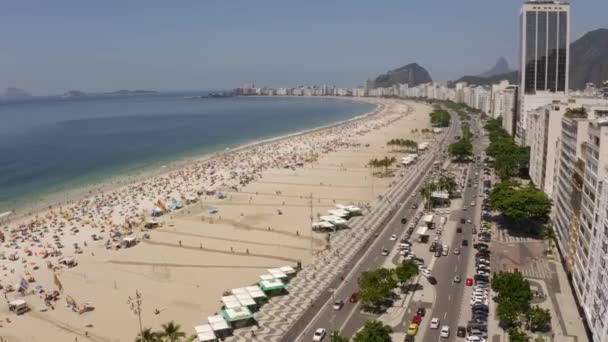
517, 1, 570, 145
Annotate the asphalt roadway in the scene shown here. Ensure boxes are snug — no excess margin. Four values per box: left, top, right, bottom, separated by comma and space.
285, 110, 460, 342
421, 121, 487, 341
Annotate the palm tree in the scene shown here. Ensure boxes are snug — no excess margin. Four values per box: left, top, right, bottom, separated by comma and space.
368, 158, 379, 175
420, 182, 438, 209
380, 156, 396, 176
159, 321, 186, 342
184, 334, 198, 342
135, 328, 160, 342
438, 177, 457, 195
542, 225, 556, 252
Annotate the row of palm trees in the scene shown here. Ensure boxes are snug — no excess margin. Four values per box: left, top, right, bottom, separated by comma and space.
368, 157, 397, 176
386, 138, 418, 152
420, 176, 458, 209
136, 321, 193, 342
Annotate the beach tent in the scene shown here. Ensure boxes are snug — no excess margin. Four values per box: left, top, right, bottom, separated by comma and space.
194, 325, 216, 342
207, 207, 218, 214
344, 206, 362, 215
259, 274, 275, 282
234, 293, 256, 307
151, 208, 163, 217
207, 315, 230, 332
145, 219, 159, 228
259, 279, 286, 292
122, 236, 137, 248
312, 221, 334, 231
279, 266, 296, 275
319, 215, 348, 227
267, 268, 287, 279
221, 296, 241, 309
328, 209, 350, 218
245, 286, 267, 299
221, 307, 253, 323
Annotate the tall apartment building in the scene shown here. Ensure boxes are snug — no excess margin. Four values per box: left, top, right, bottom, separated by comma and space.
517, 0, 570, 145
528, 102, 566, 196
551, 104, 608, 341
501, 86, 519, 136
588, 173, 608, 341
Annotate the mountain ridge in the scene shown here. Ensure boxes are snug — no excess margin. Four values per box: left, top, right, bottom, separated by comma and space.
372, 63, 433, 88
453, 28, 608, 89
478, 57, 512, 78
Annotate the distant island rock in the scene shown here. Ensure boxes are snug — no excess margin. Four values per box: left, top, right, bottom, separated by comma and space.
372, 63, 433, 88
62, 90, 87, 97
477, 57, 512, 78
3, 87, 32, 100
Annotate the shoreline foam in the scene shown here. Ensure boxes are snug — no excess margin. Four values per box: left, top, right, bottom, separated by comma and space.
2, 96, 379, 222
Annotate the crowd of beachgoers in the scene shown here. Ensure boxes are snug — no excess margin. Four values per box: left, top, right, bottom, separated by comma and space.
0, 99, 411, 306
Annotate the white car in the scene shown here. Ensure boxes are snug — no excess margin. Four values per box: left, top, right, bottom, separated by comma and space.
390, 234, 397, 241
442, 247, 449, 256
466, 336, 486, 342
312, 328, 326, 341
381, 248, 389, 256
430, 317, 440, 329
421, 269, 432, 278
440, 325, 450, 338
470, 298, 489, 306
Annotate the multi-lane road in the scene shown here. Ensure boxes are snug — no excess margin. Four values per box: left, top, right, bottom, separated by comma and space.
283, 109, 460, 342
421, 119, 488, 341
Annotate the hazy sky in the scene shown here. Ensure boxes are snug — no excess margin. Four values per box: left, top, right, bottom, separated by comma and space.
2, 0, 606, 95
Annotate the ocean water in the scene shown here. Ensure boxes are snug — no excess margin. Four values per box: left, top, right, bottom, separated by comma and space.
0, 94, 375, 212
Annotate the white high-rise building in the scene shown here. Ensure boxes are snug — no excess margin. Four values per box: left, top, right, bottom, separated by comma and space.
517, 1, 570, 145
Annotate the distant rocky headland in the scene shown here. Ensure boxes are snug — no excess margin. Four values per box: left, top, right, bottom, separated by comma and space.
2, 87, 32, 101
62, 89, 158, 97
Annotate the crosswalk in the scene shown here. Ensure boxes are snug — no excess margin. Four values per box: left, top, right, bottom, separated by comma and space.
496, 229, 539, 243
495, 258, 553, 280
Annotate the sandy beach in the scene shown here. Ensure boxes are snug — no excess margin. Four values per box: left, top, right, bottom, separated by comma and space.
0, 98, 433, 341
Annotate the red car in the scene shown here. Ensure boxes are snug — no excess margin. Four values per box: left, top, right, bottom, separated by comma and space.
349, 292, 359, 303
466, 278, 474, 286
411, 314, 422, 325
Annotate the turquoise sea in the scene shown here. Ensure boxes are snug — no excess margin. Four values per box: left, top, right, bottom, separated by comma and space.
0, 93, 375, 213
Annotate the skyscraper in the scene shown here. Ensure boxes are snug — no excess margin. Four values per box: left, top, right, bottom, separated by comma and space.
520, 0, 570, 94
517, 0, 570, 145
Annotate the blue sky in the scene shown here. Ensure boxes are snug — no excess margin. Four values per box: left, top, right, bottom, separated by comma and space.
2, 0, 606, 95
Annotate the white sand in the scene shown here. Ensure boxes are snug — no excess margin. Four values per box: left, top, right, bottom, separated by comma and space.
0, 98, 432, 341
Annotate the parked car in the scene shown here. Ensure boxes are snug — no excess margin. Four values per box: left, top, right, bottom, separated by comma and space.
407, 323, 419, 336
312, 328, 326, 341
